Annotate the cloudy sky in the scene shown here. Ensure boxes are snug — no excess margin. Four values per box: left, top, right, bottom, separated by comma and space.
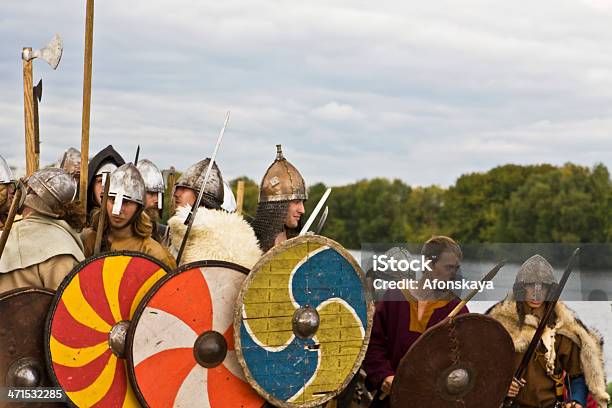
1, 0, 612, 186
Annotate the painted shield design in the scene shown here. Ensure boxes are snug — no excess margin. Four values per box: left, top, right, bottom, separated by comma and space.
0, 287, 64, 408
234, 235, 374, 408
45, 252, 170, 407
126, 260, 264, 408
391, 313, 515, 408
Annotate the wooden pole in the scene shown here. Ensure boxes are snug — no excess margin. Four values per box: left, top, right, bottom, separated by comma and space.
0, 184, 24, 258
80, 0, 95, 210
236, 180, 245, 215
22, 49, 36, 177
93, 172, 110, 255
167, 167, 176, 193
165, 167, 176, 218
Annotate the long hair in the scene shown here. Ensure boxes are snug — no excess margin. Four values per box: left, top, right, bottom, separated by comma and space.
90, 206, 153, 250
516, 301, 558, 328
57, 201, 87, 231
23, 190, 86, 231
133, 209, 153, 238
0, 184, 8, 212
144, 207, 164, 242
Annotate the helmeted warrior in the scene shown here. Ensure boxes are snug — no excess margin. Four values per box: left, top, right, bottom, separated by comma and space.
58, 147, 81, 183
86, 145, 125, 220
252, 145, 307, 253
487, 255, 610, 408
167, 158, 261, 269
81, 163, 176, 269
0, 155, 17, 228
137, 158, 167, 242
0, 168, 86, 292
172, 158, 224, 211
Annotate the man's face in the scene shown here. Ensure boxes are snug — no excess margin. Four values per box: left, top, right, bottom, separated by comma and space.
145, 192, 159, 210
525, 284, 548, 309
429, 251, 460, 281
284, 200, 305, 229
93, 175, 103, 206
173, 187, 196, 209
106, 197, 139, 229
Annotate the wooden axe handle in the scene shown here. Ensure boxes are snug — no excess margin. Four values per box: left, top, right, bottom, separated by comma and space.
79, 0, 95, 211
22, 51, 36, 177
93, 173, 110, 255
0, 183, 24, 258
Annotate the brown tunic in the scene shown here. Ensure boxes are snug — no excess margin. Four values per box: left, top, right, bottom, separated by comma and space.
82, 229, 177, 270
1, 214, 84, 293
514, 333, 582, 408
0, 254, 79, 293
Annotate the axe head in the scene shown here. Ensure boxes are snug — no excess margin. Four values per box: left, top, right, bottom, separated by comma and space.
25, 34, 63, 69
33, 79, 43, 102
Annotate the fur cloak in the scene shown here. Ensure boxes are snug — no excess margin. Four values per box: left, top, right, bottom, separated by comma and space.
168, 206, 262, 269
487, 300, 609, 408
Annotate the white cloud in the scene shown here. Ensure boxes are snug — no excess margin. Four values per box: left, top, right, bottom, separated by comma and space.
311, 101, 364, 121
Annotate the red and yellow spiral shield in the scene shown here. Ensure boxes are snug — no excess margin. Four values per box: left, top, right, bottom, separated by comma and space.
46, 252, 170, 408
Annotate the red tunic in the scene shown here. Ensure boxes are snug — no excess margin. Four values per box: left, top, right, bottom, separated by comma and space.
363, 289, 469, 392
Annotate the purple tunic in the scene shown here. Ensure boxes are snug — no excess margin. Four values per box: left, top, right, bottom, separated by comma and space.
363, 289, 469, 391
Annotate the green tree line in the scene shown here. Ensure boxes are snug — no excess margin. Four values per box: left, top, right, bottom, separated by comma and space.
230, 163, 612, 248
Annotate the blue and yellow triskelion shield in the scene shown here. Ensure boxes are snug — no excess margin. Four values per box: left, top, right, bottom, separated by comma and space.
234, 235, 374, 408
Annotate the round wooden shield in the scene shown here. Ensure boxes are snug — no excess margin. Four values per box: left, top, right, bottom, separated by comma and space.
390, 313, 515, 408
126, 260, 264, 408
0, 287, 63, 408
45, 252, 171, 408
234, 235, 374, 408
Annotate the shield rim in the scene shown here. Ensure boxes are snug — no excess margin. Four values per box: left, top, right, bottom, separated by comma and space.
233, 234, 374, 408
1, 286, 55, 386
390, 313, 515, 408
125, 259, 250, 408
44, 251, 173, 408
0, 286, 55, 301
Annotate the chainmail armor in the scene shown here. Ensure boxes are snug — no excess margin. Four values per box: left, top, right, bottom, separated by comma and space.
252, 200, 301, 253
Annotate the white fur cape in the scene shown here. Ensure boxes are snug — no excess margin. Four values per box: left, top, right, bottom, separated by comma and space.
487, 300, 609, 407
168, 206, 262, 269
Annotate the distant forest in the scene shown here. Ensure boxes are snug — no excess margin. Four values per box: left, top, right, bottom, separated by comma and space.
229, 163, 611, 248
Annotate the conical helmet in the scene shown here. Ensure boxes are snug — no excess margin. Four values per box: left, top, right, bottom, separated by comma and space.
25, 168, 77, 217
59, 147, 81, 176
512, 254, 558, 301
108, 163, 145, 215
137, 159, 164, 193
0, 155, 15, 184
515, 255, 557, 286
137, 159, 165, 210
175, 158, 224, 209
259, 145, 307, 203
